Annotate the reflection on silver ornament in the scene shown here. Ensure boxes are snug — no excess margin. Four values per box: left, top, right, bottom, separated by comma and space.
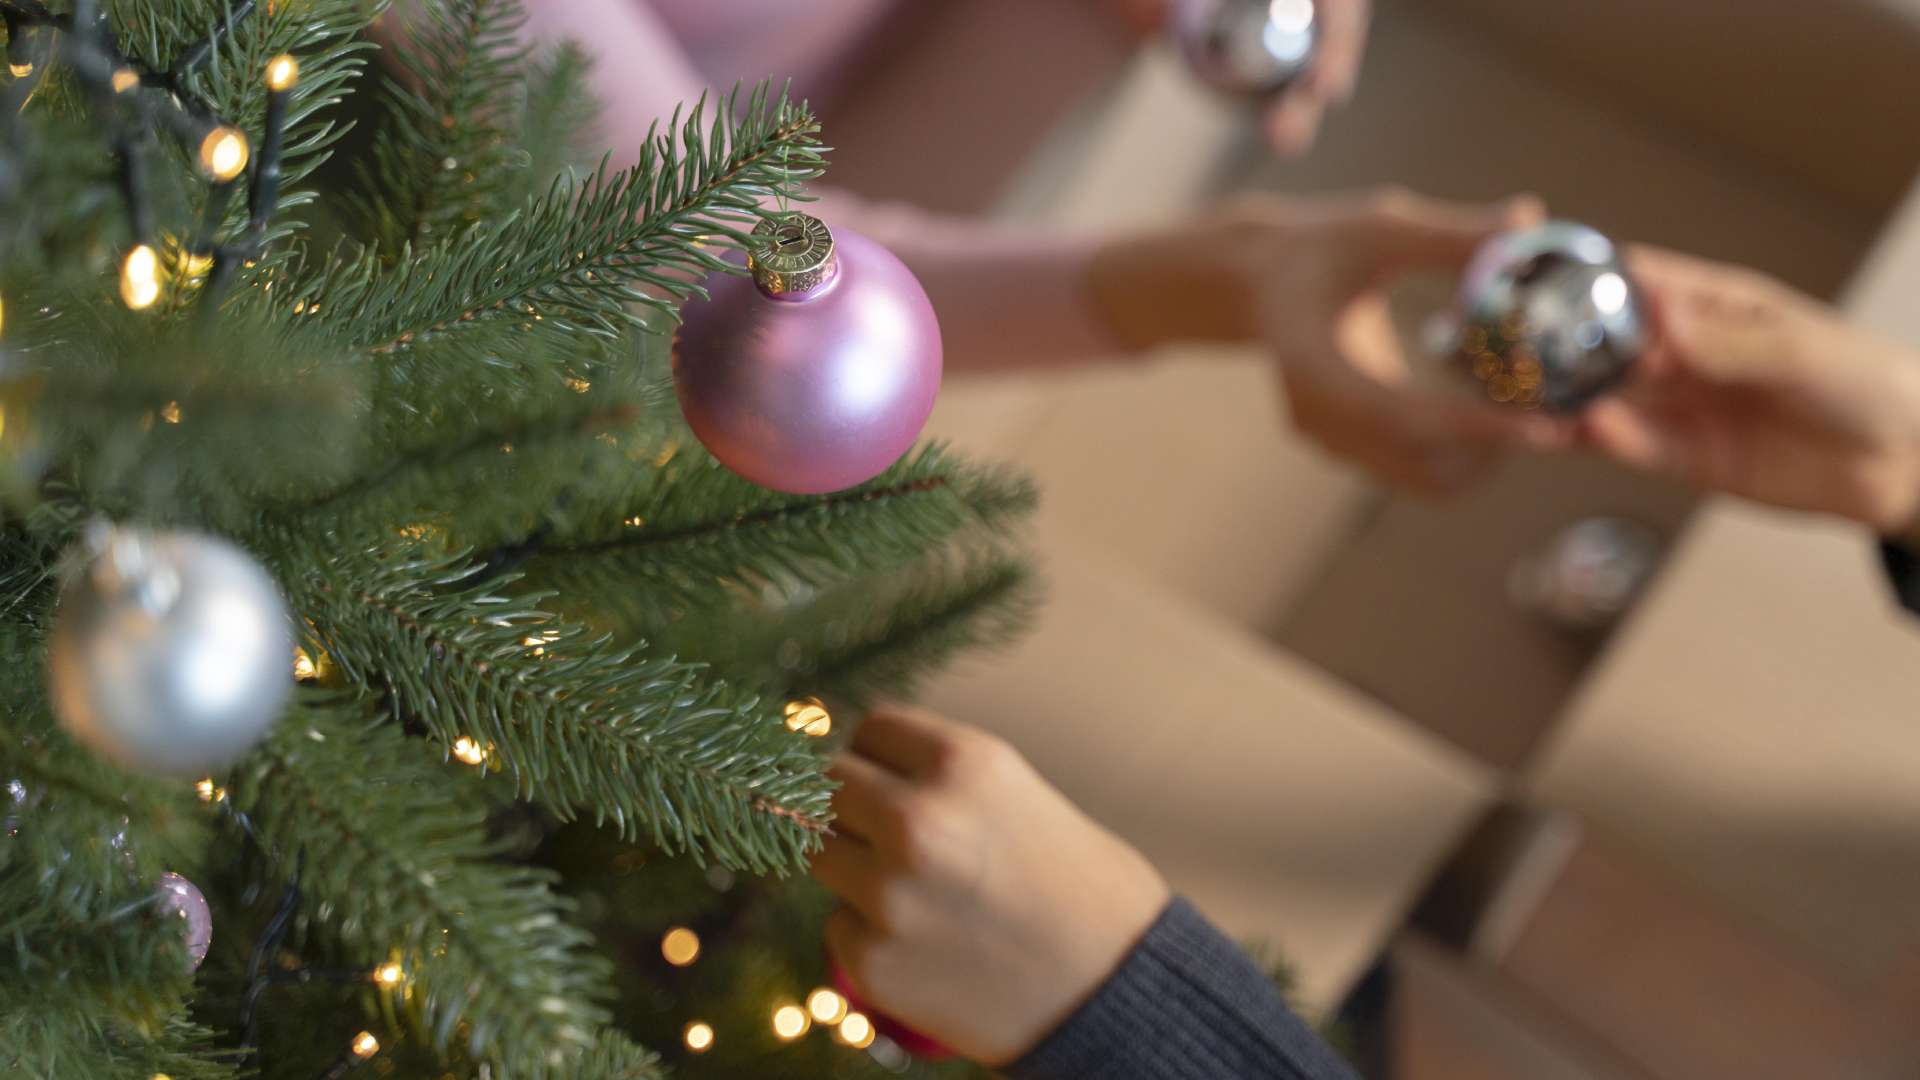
1443, 221, 1646, 412
673, 212, 942, 494
1174, 0, 1318, 97
1509, 517, 1662, 632
49, 524, 292, 776
156, 871, 213, 970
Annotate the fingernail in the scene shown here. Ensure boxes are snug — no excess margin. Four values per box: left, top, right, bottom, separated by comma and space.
1506, 194, 1548, 225
1521, 423, 1568, 451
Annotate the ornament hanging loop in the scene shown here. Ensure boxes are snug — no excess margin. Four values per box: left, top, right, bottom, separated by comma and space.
748, 212, 837, 300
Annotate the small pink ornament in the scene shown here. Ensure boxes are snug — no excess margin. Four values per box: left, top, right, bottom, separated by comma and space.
157, 871, 212, 971
673, 212, 943, 495
831, 961, 953, 1060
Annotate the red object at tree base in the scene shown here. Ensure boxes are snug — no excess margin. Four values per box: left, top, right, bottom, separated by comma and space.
831, 962, 955, 1060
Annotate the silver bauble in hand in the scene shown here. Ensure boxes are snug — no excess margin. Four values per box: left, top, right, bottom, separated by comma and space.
1447, 221, 1647, 412
49, 525, 291, 776
1174, 0, 1318, 97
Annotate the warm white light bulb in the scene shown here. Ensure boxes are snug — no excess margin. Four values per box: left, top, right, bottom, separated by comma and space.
266, 54, 299, 92
121, 245, 161, 310
683, 1021, 714, 1053
806, 987, 847, 1026
199, 126, 250, 182
373, 962, 404, 986
836, 1011, 875, 1049
772, 1004, 810, 1041
350, 1031, 379, 1058
661, 926, 700, 966
451, 736, 487, 766
784, 697, 832, 737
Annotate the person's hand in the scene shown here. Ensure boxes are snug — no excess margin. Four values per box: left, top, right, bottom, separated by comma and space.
1105, 0, 1371, 154
1090, 188, 1571, 493
812, 707, 1169, 1067
1262, 0, 1369, 154
1578, 247, 1920, 534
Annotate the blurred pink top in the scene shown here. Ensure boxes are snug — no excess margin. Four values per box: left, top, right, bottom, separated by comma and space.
521, 0, 1120, 370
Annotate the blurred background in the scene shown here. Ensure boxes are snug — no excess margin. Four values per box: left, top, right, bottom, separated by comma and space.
810, 1, 1920, 1076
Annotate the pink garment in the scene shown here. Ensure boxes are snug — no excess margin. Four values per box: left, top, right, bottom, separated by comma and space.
642, 0, 896, 103
520, 0, 1121, 371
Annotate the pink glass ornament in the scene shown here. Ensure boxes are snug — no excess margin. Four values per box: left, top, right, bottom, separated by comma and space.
673, 213, 943, 495
157, 871, 212, 971
831, 961, 953, 1060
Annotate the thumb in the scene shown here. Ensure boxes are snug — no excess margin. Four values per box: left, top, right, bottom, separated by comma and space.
1623, 246, 1799, 386
1338, 188, 1546, 280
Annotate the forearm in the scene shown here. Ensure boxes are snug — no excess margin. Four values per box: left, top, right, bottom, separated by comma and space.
827, 199, 1263, 373
809, 188, 1140, 373
1006, 898, 1358, 1080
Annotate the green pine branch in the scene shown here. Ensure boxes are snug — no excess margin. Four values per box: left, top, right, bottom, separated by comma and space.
569, 1032, 667, 1080
0, 304, 365, 527
0, 1016, 243, 1080
801, 555, 1038, 704
114, 0, 383, 276
530, 442, 1038, 612
651, 553, 1041, 707
0, 618, 211, 1027
295, 81, 823, 355
283, 539, 833, 873
343, 0, 529, 251
510, 42, 602, 203
226, 692, 616, 1076
262, 354, 676, 550
0, 113, 128, 282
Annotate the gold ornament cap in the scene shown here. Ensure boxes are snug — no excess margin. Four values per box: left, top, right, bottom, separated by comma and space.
749, 212, 837, 300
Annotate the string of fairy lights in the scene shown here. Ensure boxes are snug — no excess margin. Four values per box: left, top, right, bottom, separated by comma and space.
8, 3, 861, 1073
1, 0, 303, 329
661, 696, 877, 1061
663, 924, 879, 1056
190, 639, 848, 1071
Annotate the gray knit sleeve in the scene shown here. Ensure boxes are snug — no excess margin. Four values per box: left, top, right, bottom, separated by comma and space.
1004, 898, 1358, 1080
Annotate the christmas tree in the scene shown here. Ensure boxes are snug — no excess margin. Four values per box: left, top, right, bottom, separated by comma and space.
0, 1, 1034, 1076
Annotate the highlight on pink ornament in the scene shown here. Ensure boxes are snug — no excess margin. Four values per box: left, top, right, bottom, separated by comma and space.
672, 211, 943, 495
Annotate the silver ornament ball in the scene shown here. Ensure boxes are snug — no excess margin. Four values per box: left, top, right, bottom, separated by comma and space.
1174, 0, 1319, 97
49, 526, 292, 776
1450, 220, 1646, 412
1509, 517, 1662, 632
